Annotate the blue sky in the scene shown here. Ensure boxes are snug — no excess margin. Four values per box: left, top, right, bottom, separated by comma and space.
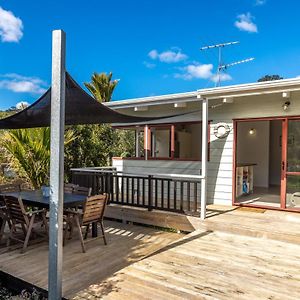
0, 0, 300, 109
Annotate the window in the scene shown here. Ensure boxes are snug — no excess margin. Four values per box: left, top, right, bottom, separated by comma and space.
174, 123, 202, 160
114, 122, 208, 161
150, 126, 171, 159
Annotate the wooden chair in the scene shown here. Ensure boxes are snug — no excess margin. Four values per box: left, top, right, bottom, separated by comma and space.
0, 183, 21, 242
63, 185, 92, 241
4, 196, 48, 253
65, 194, 108, 253
73, 186, 92, 196
0, 183, 21, 194
64, 183, 79, 194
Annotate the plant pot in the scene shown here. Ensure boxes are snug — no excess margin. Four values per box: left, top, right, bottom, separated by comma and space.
41, 186, 50, 197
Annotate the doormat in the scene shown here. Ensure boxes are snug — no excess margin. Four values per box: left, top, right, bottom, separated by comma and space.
237, 207, 266, 213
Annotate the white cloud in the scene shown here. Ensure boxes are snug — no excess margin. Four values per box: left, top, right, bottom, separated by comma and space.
175, 63, 213, 80
255, 0, 266, 5
0, 7, 23, 42
0, 74, 47, 94
210, 73, 232, 83
16, 101, 29, 110
148, 48, 188, 63
175, 63, 232, 83
143, 61, 156, 69
148, 50, 158, 60
234, 13, 258, 33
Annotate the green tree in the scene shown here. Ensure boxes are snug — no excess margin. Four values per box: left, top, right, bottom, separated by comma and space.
2, 128, 76, 188
258, 75, 283, 82
66, 71, 136, 174
84, 72, 119, 102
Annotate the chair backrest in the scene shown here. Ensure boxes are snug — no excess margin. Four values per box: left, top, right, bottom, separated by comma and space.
74, 186, 92, 196
4, 196, 28, 225
0, 183, 21, 193
82, 194, 108, 226
0, 184, 21, 206
64, 183, 78, 194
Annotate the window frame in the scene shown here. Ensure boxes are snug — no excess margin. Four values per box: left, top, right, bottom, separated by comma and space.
113, 121, 210, 162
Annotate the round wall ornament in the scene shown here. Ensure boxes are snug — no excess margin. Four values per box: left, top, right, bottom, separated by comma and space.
214, 123, 231, 139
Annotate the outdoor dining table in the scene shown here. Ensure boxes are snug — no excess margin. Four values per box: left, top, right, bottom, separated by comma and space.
0, 190, 99, 237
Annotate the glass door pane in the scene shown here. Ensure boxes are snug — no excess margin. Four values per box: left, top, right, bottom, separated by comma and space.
287, 120, 300, 172
286, 175, 300, 208
286, 120, 300, 209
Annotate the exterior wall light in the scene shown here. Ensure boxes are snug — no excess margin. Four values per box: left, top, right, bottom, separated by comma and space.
283, 101, 291, 111
249, 128, 256, 135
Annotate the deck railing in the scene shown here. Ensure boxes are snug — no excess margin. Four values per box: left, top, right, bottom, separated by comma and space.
71, 168, 201, 214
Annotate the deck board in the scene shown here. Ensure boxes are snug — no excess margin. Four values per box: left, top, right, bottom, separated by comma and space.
0, 220, 183, 298
73, 206, 300, 300
0, 206, 300, 299
73, 229, 300, 299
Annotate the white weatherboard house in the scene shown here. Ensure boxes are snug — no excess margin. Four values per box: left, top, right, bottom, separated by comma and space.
105, 78, 300, 215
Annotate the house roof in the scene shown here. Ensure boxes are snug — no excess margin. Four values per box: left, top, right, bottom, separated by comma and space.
198, 77, 300, 99
106, 77, 300, 109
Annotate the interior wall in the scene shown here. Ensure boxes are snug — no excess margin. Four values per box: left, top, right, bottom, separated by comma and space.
237, 121, 270, 188
190, 123, 202, 160
269, 120, 282, 185
155, 129, 170, 157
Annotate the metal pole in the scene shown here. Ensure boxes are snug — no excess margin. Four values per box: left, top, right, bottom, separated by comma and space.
48, 29, 66, 300
200, 98, 208, 220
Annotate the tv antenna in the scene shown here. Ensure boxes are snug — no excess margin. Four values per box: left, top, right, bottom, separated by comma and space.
200, 41, 254, 87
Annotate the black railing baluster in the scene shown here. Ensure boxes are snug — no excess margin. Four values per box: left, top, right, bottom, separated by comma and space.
180, 181, 184, 211
126, 177, 129, 204
187, 181, 191, 212
161, 180, 164, 209
167, 180, 170, 209
174, 181, 177, 210
155, 179, 158, 208
142, 178, 145, 206
115, 176, 119, 203
121, 177, 124, 204
131, 177, 135, 204
148, 175, 153, 211
137, 178, 140, 205
110, 175, 114, 203
194, 182, 197, 212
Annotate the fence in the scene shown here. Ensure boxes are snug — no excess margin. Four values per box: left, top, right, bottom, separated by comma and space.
71, 168, 201, 214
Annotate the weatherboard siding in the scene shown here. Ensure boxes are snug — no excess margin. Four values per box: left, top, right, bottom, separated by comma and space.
112, 90, 300, 205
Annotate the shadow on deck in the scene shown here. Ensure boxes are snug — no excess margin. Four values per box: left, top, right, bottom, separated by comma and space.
0, 220, 183, 298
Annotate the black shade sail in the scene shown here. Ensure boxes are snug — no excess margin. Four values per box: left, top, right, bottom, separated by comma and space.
0, 73, 169, 129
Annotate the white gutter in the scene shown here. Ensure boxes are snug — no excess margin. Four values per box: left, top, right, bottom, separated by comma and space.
105, 77, 300, 110
105, 91, 198, 109
198, 78, 300, 99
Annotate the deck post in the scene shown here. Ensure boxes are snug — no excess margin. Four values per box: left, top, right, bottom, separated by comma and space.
135, 129, 140, 158
200, 98, 208, 220
48, 30, 66, 300
145, 125, 149, 160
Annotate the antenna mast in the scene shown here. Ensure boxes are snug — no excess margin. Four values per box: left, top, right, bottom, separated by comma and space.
200, 41, 254, 87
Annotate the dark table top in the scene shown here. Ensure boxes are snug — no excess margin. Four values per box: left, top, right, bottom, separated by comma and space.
0, 190, 86, 208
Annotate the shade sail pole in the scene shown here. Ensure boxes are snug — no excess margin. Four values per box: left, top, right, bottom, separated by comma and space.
48, 29, 66, 299
200, 97, 208, 220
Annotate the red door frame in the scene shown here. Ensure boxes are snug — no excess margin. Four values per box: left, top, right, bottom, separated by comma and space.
233, 116, 300, 212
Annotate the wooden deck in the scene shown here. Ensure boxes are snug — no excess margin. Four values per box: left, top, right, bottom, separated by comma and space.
0, 220, 183, 298
0, 206, 299, 299
72, 206, 300, 299
73, 228, 300, 299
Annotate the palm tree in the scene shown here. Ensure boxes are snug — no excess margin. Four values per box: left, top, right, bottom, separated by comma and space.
84, 72, 119, 102
2, 128, 76, 189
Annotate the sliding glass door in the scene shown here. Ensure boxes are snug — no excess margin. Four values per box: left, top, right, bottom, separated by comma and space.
234, 117, 300, 211
284, 119, 300, 210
